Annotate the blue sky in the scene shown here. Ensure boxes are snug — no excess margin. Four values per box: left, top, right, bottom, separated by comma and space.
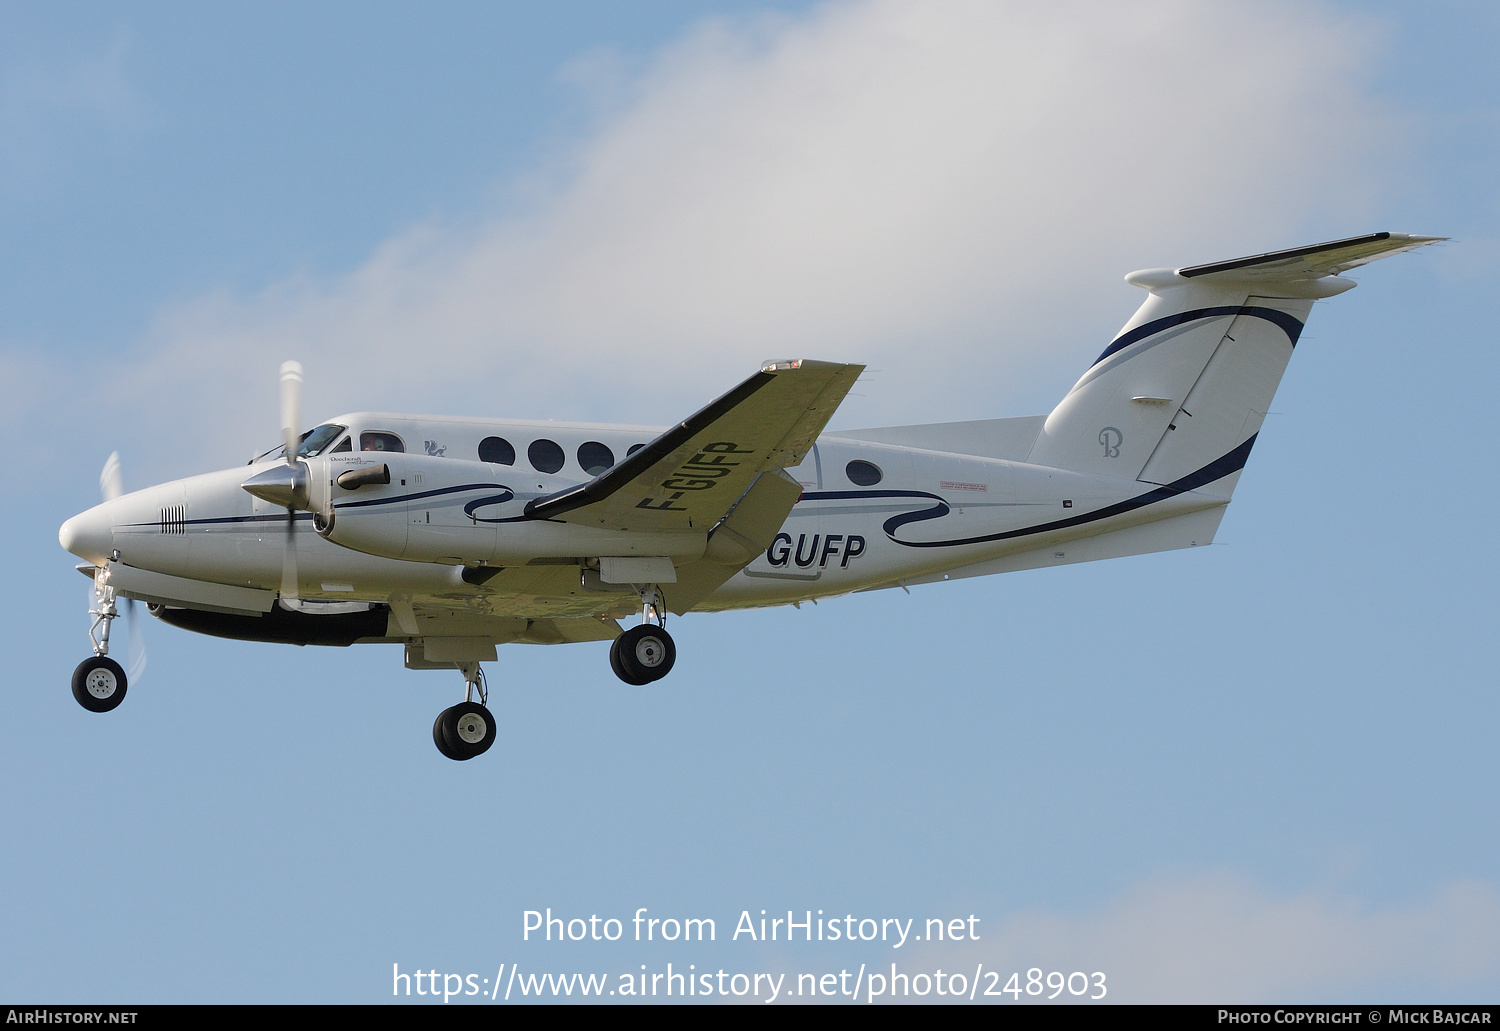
2, 0, 1496, 1004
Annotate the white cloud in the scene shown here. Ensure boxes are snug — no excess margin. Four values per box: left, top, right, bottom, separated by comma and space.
913, 872, 1500, 1002
21, 0, 1400, 483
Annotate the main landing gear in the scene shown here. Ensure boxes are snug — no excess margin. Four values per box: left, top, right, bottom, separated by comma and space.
433, 662, 497, 761
430, 583, 676, 757
610, 584, 676, 686
72, 563, 127, 713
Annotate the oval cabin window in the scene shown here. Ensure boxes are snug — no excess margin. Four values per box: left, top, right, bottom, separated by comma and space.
528, 439, 565, 474
845, 460, 883, 486
578, 441, 615, 476
478, 436, 516, 465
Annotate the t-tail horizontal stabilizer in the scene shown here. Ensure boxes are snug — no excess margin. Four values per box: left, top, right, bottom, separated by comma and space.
1026, 233, 1443, 489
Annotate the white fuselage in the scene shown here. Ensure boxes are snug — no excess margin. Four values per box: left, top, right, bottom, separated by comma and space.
59, 409, 1234, 633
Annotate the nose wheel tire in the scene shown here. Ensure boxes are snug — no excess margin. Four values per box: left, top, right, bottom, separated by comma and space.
434, 701, 496, 761
72, 656, 127, 713
610, 624, 675, 685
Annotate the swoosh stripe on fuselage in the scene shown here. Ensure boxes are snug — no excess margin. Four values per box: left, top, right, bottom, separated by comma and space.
798, 434, 1256, 550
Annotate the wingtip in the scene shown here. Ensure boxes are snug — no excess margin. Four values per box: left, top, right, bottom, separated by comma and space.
759, 358, 866, 375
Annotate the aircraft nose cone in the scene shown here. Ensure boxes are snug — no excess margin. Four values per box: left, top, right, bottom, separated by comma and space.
59, 503, 114, 564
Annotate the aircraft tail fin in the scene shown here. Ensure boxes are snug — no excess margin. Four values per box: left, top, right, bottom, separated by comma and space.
1025, 232, 1442, 492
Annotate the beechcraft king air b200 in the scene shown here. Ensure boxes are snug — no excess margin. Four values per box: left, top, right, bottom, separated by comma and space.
58, 232, 1440, 759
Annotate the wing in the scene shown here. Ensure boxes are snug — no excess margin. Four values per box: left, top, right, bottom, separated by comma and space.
524, 359, 863, 534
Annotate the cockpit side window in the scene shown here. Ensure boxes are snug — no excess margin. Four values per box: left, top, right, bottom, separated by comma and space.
330, 436, 352, 453
296, 423, 347, 458
361, 431, 405, 453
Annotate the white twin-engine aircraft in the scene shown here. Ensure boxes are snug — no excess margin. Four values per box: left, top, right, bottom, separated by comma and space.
59, 233, 1439, 759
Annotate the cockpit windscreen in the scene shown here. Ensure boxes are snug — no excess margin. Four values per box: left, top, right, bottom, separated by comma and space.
294, 423, 347, 458
252, 423, 348, 463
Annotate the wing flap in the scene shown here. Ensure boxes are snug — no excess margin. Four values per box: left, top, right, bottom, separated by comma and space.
666, 469, 806, 614
525, 359, 862, 534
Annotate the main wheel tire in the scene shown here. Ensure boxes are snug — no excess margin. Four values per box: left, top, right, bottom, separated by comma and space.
439, 701, 497, 760
71, 656, 127, 713
610, 635, 649, 686
433, 708, 460, 760
616, 624, 675, 684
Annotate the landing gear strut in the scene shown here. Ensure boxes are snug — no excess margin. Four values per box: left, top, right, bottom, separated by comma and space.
433, 661, 497, 761
610, 584, 676, 685
72, 563, 127, 713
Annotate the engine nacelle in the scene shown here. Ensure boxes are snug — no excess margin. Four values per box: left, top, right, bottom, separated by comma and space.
321, 453, 704, 566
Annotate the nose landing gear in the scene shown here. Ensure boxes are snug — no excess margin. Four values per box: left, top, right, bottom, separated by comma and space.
609, 584, 676, 685
72, 563, 127, 713
433, 662, 497, 761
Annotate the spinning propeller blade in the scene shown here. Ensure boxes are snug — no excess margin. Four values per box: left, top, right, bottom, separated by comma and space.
239, 360, 323, 603
278, 361, 303, 604
100, 451, 123, 502
125, 597, 147, 683
97, 452, 146, 684
281, 508, 299, 604
280, 361, 303, 467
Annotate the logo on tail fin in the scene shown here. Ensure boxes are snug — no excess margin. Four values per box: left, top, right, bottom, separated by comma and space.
1099, 427, 1123, 458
